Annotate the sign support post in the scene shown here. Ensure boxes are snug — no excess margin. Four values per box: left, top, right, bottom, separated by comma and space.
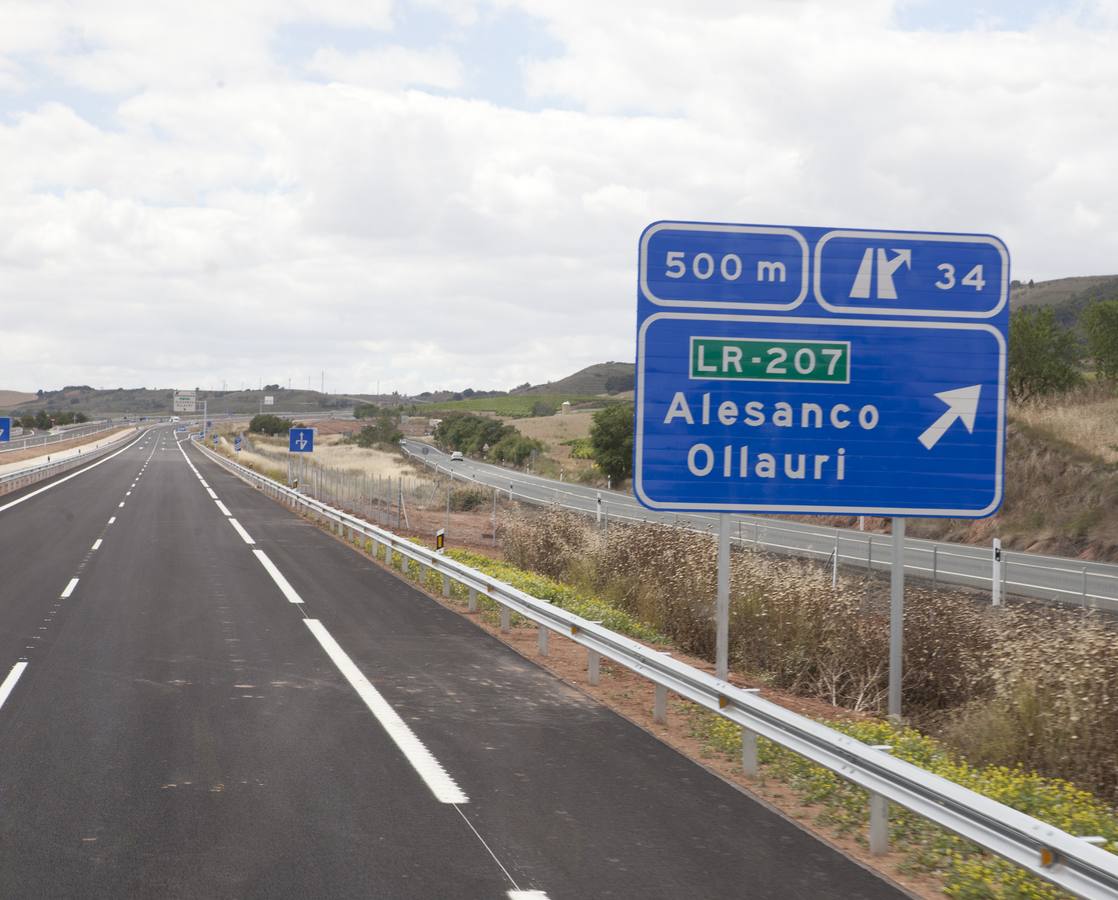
716, 514, 731, 680
992, 538, 1003, 607
888, 518, 905, 720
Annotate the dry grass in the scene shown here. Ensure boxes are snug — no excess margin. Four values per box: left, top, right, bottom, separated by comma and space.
502, 411, 596, 474
238, 433, 416, 479
1013, 387, 1118, 464
500, 508, 1118, 802
0, 390, 38, 407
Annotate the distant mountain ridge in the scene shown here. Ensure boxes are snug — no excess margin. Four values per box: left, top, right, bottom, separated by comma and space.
512, 362, 634, 396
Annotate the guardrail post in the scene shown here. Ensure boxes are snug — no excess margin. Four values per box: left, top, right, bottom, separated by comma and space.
1082, 566, 1088, 606
932, 544, 938, 592
587, 649, 600, 685
741, 727, 759, 777
653, 684, 667, 724
442, 574, 451, 598
468, 588, 477, 612
537, 625, 549, 656
500, 606, 510, 632
869, 745, 892, 855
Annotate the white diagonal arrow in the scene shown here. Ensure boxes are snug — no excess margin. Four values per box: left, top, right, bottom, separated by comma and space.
918, 385, 982, 450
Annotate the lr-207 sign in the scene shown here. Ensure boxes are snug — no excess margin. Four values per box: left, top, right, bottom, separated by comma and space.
633, 221, 1009, 518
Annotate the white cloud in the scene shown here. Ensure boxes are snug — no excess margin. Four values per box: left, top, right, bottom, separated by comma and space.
0, 1, 1116, 393
308, 46, 463, 90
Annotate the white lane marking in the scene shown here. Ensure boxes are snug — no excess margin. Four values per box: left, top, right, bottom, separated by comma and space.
508, 893, 551, 899
118, 502, 125, 508
108, 516, 116, 525
0, 430, 148, 515
215, 500, 232, 516
0, 662, 29, 712
253, 550, 301, 601
91, 539, 102, 551
61, 578, 79, 599
228, 518, 255, 545
304, 619, 469, 805
125, 491, 131, 496
206, 488, 218, 500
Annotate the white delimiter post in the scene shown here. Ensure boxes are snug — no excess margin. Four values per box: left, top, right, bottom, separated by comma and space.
716, 514, 731, 680
888, 518, 905, 720
992, 538, 1003, 607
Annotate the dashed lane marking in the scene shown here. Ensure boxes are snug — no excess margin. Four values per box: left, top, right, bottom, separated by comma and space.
91, 539, 102, 551
252, 550, 301, 603
303, 618, 469, 805
0, 662, 28, 711
60, 578, 79, 599
228, 518, 255, 545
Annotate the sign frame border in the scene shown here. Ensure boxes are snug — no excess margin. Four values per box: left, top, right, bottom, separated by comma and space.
634, 311, 1006, 517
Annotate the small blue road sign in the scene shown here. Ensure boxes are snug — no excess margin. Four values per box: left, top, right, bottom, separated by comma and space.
289, 428, 314, 453
0, 417, 10, 442
634, 221, 1008, 517
234, 434, 243, 453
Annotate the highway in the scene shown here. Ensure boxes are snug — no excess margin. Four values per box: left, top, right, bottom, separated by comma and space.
402, 440, 1118, 612
0, 425, 903, 898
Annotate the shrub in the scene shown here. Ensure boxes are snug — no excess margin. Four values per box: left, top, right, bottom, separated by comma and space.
449, 486, 488, 512
1008, 307, 1082, 402
500, 508, 591, 580
588, 403, 634, 482
249, 413, 295, 435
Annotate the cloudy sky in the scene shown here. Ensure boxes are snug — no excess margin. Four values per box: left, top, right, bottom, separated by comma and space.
2, 0, 1116, 395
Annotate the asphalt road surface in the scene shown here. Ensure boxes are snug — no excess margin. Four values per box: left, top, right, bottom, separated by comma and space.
0, 425, 905, 899
402, 440, 1118, 612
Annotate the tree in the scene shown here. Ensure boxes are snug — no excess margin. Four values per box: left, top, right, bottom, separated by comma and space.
588, 403, 634, 482
1007, 307, 1082, 402
1083, 299, 1118, 381
351, 408, 402, 447
248, 414, 294, 435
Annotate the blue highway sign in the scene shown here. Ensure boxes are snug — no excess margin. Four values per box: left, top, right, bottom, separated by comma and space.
0, 417, 10, 442
289, 428, 314, 453
634, 221, 1008, 517
234, 434, 243, 453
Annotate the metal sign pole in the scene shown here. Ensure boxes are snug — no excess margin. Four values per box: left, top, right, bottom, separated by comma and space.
888, 518, 905, 720
716, 514, 731, 680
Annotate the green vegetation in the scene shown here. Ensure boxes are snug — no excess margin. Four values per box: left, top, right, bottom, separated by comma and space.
693, 713, 1116, 899
348, 407, 403, 447
248, 413, 295, 436
446, 549, 665, 643
1008, 307, 1082, 401
16, 410, 89, 429
423, 394, 613, 418
1083, 299, 1118, 381
588, 402, 634, 482
433, 411, 543, 465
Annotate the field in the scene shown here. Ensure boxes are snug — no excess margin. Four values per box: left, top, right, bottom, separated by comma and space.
232, 432, 417, 479
0, 390, 38, 409
1013, 389, 1118, 464
503, 410, 597, 475
421, 394, 616, 418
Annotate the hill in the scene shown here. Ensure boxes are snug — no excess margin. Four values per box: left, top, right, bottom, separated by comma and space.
0, 385, 349, 417
514, 362, 634, 396
1010, 275, 1118, 310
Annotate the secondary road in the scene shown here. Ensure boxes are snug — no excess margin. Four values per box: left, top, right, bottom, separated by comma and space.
402, 440, 1118, 612
0, 426, 904, 898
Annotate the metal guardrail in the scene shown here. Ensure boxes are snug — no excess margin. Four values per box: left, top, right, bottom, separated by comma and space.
192, 438, 1118, 899
0, 427, 140, 495
0, 420, 120, 454
402, 445, 1118, 611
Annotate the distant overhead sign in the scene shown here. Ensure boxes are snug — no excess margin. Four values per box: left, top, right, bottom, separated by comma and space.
289, 427, 314, 453
0, 417, 10, 442
634, 221, 1008, 517
264, 395, 275, 406
172, 390, 197, 413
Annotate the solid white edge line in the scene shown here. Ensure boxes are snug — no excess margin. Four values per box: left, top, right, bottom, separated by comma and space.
252, 550, 302, 603
0, 661, 28, 711
61, 577, 79, 599
508, 892, 551, 899
0, 429, 147, 515
91, 539, 102, 551
228, 518, 256, 545
215, 500, 232, 516
303, 618, 469, 805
